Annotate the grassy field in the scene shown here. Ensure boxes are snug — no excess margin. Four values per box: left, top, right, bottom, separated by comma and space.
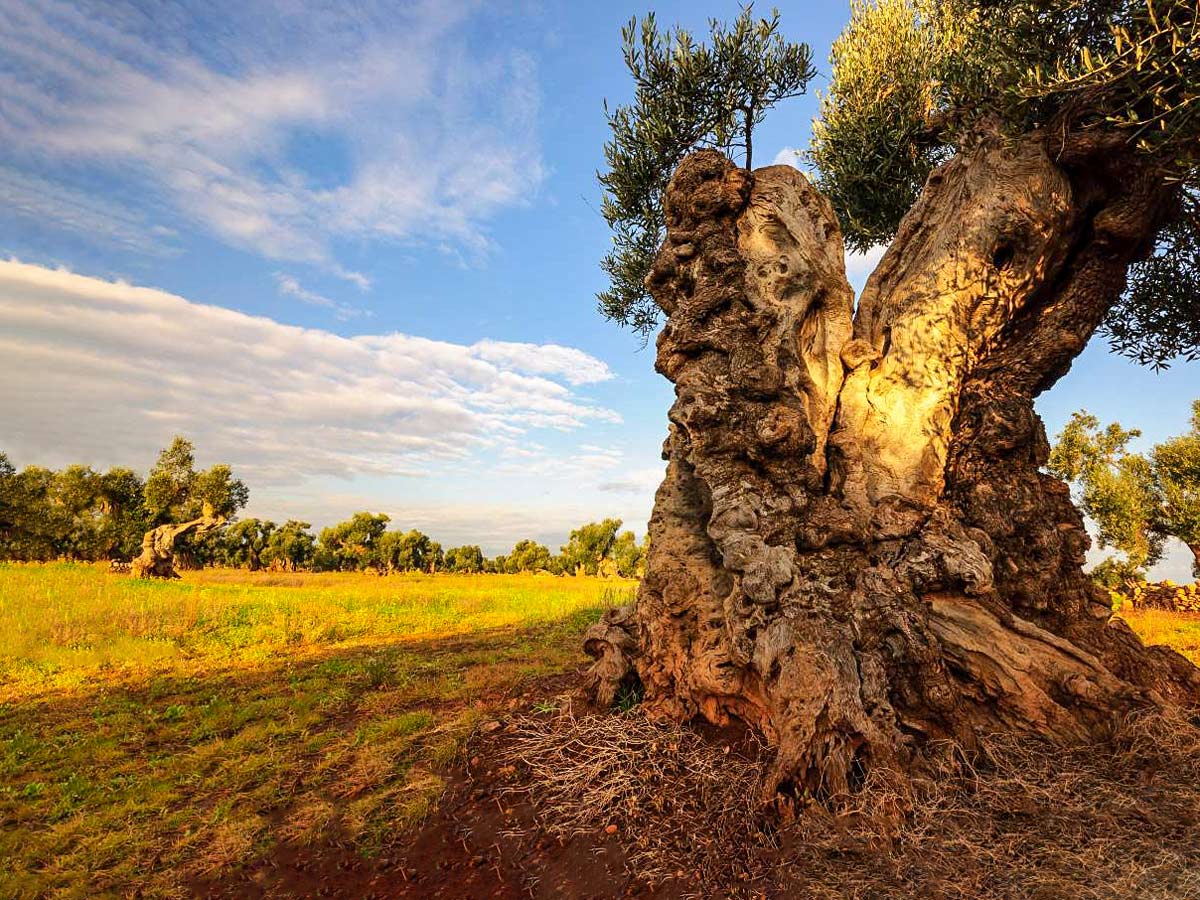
0, 564, 631, 899
2, 564, 1197, 899
1116, 606, 1200, 666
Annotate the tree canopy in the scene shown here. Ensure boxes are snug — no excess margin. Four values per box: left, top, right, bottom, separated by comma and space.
597, 1, 1199, 365
811, 0, 1199, 366
1050, 400, 1200, 580
144, 437, 249, 523
597, 5, 815, 334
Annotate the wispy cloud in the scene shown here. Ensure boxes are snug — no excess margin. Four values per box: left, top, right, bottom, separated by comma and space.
274, 273, 369, 321
0, 164, 176, 256
0, 260, 618, 486
0, 0, 545, 276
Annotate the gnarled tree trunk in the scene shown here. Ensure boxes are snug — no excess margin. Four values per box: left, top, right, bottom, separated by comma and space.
130, 512, 224, 579
585, 138, 1200, 803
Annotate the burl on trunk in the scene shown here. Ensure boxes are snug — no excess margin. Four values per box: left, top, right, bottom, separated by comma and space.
584, 143, 1200, 802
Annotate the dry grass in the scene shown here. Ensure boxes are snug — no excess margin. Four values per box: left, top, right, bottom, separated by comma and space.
778, 709, 1200, 899
499, 608, 1200, 900
500, 708, 1200, 898
501, 710, 767, 887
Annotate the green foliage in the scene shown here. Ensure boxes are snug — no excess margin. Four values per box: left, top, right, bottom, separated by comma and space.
0, 436, 249, 564
1090, 556, 1147, 591
377, 529, 443, 574
1102, 187, 1200, 368
1050, 402, 1200, 578
811, 0, 1199, 364
502, 539, 555, 574
220, 518, 275, 571
597, 6, 815, 333
143, 437, 195, 523
560, 518, 624, 576
443, 545, 484, 574
610, 529, 648, 578
260, 520, 316, 572
144, 438, 249, 525
316, 512, 390, 572
94, 467, 146, 559
1151, 400, 1200, 576
1049, 411, 1164, 570
809, 0, 949, 252
0, 466, 67, 561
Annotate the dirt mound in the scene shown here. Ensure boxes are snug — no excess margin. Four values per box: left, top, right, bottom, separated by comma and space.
398, 705, 1200, 900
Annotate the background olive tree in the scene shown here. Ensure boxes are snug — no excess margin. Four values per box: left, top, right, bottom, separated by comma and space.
1051, 400, 1200, 583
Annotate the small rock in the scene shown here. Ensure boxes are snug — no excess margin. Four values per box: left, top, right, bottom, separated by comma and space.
481, 720, 503, 733
605, 824, 619, 835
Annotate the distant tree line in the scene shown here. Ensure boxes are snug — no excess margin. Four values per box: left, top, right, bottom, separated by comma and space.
0, 438, 647, 577
0, 437, 247, 565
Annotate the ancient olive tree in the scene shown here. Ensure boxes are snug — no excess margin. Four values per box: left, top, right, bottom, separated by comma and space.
586, 0, 1200, 803
444, 545, 485, 574
261, 520, 317, 572
140, 436, 249, 570
130, 509, 226, 579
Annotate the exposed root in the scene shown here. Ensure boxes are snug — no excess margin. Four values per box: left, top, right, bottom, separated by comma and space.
495, 708, 1200, 898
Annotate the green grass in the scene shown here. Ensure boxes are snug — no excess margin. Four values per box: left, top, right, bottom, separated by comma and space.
0, 563, 632, 899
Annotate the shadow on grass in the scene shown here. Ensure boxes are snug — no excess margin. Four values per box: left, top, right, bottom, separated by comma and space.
0, 609, 604, 900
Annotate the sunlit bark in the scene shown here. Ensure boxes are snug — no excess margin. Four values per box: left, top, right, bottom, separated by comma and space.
585, 142, 1200, 802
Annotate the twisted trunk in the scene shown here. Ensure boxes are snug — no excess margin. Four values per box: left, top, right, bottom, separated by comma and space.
130, 512, 224, 579
585, 139, 1200, 803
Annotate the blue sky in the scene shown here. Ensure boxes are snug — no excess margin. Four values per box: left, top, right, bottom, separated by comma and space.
0, 0, 1195, 574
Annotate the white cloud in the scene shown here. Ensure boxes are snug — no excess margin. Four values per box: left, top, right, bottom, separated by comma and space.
471, 340, 613, 387
331, 267, 372, 291
845, 244, 888, 293
771, 146, 803, 169
0, 164, 174, 256
0, 0, 544, 274
0, 260, 618, 486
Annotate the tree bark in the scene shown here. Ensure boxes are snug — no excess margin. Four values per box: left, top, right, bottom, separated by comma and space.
584, 138, 1200, 804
